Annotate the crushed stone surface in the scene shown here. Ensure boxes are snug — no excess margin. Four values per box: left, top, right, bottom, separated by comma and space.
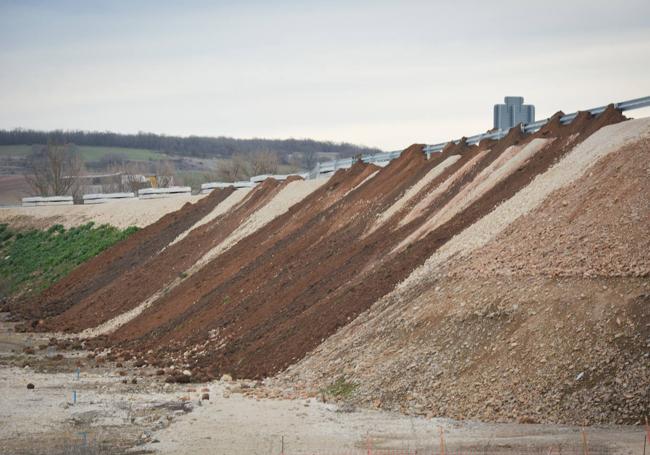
0, 194, 207, 229
402, 117, 650, 286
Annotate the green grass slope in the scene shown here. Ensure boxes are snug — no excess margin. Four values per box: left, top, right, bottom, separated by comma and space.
0, 223, 138, 298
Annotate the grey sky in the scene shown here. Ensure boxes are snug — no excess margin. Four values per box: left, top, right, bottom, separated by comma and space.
1, 0, 649, 150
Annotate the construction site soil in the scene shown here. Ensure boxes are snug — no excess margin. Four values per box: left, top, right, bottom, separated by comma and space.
41, 179, 287, 333
275, 116, 650, 425
7, 107, 648, 426
7, 187, 233, 321
105, 107, 625, 381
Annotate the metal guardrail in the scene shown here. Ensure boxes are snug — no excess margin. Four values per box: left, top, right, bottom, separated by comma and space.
422, 95, 650, 154
309, 150, 403, 178
304, 95, 650, 177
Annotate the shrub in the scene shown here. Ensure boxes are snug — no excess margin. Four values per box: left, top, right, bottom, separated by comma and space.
322, 376, 357, 398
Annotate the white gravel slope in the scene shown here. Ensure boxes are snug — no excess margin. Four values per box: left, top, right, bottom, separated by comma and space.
400, 117, 650, 288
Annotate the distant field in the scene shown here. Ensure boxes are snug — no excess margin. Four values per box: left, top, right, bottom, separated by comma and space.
0, 145, 166, 162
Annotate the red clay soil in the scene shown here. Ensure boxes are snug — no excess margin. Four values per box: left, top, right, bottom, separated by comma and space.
76, 107, 626, 381
51, 165, 379, 334
41, 178, 288, 332
9, 187, 234, 321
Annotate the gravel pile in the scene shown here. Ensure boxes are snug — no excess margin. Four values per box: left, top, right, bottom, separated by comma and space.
273, 117, 650, 425
418, 138, 550, 234
399, 150, 487, 228
401, 117, 650, 287
168, 188, 252, 246
450, 137, 650, 278
187, 177, 327, 273
276, 276, 649, 425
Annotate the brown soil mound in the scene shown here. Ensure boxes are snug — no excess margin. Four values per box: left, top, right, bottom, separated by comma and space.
10, 187, 234, 321
275, 118, 649, 425
65, 107, 626, 381
42, 179, 287, 332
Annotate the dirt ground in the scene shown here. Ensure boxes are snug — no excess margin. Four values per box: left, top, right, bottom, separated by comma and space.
0, 315, 645, 455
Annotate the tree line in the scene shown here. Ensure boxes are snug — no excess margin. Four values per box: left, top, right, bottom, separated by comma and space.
0, 128, 382, 161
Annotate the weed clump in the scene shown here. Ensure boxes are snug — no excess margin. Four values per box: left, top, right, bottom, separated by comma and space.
322, 376, 357, 399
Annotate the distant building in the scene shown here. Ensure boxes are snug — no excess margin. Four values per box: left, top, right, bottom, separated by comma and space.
493, 96, 535, 131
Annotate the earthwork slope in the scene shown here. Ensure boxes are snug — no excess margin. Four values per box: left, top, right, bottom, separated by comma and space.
12, 107, 646, 427
278, 117, 650, 425
38, 107, 628, 385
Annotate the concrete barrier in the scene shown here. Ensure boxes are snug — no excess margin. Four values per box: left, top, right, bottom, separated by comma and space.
200, 182, 234, 194
250, 173, 308, 183
200, 181, 256, 193
83, 192, 135, 204
22, 196, 74, 207
233, 181, 255, 188
138, 187, 192, 199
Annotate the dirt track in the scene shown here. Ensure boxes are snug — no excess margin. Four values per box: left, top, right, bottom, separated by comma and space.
0, 194, 209, 229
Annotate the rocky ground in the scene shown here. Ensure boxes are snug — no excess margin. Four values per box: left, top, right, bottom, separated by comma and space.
1, 314, 645, 454
277, 276, 649, 425
274, 122, 650, 427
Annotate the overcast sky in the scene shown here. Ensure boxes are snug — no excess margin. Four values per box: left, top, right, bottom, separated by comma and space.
1, 0, 649, 150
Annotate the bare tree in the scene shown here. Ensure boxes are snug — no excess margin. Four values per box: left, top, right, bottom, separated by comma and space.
216, 154, 249, 182
251, 149, 279, 175
24, 141, 83, 196
302, 149, 318, 170
101, 165, 126, 193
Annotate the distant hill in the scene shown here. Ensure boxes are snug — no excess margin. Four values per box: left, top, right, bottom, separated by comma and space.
0, 129, 383, 162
